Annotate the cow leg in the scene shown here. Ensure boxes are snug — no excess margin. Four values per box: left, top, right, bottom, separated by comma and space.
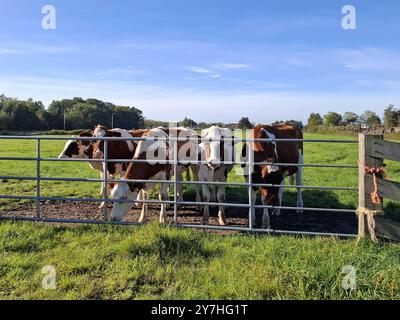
135, 189, 143, 207
202, 184, 211, 224
98, 171, 106, 209
296, 149, 304, 213
98, 171, 113, 209
159, 183, 168, 224
176, 167, 184, 205
191, 165, 202, 211
217, 185, 227, 226
261, 195, 271, 229
274, 178, 285, 216
250, 189, 257, 228
138, 190, 148, 223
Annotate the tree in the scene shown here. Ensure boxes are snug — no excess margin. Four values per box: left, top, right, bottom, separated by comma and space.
323, 112, 342, 126
342, 112, 359, 124
307, 113, 323, 127
238, 117, 253, 129
180, 117, 197, 128
360, 111, 381, 126
0, 95, 144, 131
383, 105, 399, 127
366, 114, 381, 126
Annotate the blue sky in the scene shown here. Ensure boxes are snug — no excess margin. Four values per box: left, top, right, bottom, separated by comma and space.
1, 0, 400, 123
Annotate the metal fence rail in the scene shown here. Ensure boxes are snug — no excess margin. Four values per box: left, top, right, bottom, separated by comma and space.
0, 135, 359, 238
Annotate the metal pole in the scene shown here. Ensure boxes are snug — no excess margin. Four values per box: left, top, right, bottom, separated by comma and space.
111, 113, 115, 129
248, 142, 254, 230
173, 138, 178, 224
63, 111, 66, 130
103, 140, 108, 221
36, 138, 41, 219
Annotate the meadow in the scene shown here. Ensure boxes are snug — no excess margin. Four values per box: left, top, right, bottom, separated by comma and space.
0, 133, 399, 299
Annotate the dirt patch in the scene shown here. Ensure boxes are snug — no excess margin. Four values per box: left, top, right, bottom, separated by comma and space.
0, 200, 357, 235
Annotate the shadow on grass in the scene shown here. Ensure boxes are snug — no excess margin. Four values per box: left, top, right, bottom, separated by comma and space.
120, 232, 222, 266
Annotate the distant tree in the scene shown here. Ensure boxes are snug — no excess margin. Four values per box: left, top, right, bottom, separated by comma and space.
360, 111, 381, 126
238, 117, 253, 129
323, 112, 342, 126
366, 114, 381, 126
143, 119, 169, 128
383, 105, 399, 127
111, 105, 144, 129
180, 117, 197, 128
342, 112, 359, 124
307, 113, 323, 127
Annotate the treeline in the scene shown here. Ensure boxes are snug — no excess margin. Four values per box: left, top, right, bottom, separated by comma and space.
306, 106, 400, 129
0, 94, 144, 131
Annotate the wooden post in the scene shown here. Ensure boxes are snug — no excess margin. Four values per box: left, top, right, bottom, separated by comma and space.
358, 134, 384, 241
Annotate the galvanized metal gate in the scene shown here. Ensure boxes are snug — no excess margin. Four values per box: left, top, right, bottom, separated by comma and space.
0, 135, 361, 237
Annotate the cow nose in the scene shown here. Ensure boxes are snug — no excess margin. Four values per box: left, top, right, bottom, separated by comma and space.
208, 160, 220, 168
94, 151, 103, 159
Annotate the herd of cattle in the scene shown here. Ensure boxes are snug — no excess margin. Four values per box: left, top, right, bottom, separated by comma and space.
58, 124, 304, 229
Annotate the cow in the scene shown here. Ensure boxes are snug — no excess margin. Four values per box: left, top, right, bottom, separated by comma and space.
241, 123, 304, 229
58, 131, 108, 208
58, 127, 147, 209
92, 125, 148, 177
109, 127, 199, 223
198, 126, 235, 226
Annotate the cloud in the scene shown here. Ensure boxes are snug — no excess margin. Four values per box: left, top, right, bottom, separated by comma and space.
183, 66, 214, 74
341, 47, 400, 72
220, 63, 248, 69
94, 67, 148, 76
0, 41, 78, 55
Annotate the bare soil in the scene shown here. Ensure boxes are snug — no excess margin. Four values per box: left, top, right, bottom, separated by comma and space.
0, 200, 357, 235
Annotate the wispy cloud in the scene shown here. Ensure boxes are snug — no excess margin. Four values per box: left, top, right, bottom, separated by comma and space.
94, 67, 148, 76
184, 66, 214, 74
219, 63, 249, 69
0, 41, 78, 55
341, 47, 400, 72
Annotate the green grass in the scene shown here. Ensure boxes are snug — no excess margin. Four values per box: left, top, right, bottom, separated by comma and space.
0, 221, 399, 300
0, 133, 399, 299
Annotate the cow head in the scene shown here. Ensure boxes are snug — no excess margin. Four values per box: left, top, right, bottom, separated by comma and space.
200, 126, 233, 169
109, 180, 141, 221
92, 124, 107, 138
241, 128, 283, 206
58, 132, 93, 159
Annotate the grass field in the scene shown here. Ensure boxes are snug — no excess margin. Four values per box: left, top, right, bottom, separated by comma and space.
0, 133, 399, 299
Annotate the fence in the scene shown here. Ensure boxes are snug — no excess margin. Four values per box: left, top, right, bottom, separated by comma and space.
1, 133, 397, 240
358, 134, 400, 242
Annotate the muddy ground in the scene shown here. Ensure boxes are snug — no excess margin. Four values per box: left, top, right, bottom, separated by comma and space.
0, 200, 357, 235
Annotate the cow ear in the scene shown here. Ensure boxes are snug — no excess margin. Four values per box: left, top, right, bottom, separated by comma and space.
78, 131, 92, 146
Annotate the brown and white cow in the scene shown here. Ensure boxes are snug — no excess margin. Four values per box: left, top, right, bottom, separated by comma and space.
58, 131, 108, 208
58, 127, 147, 209
242, 123, 304, 229
198, 126, 235, 225
109, 127, 199, 223
92, 125, 148, 177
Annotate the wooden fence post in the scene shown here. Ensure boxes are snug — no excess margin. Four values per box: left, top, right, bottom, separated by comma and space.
358, 133, 384, 242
